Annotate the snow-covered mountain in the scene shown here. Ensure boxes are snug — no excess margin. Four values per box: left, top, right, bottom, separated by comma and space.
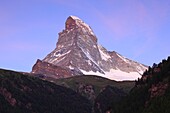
32, 16, 147, 81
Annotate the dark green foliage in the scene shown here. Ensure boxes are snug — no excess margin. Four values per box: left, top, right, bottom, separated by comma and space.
94, 86, 127, 113
110, 56, 170, 113
143, 86, 170, 113
113, 85, 149, 113
0, 69, 92, 113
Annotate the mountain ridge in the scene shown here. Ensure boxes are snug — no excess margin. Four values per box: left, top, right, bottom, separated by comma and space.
32, 15, 147, 81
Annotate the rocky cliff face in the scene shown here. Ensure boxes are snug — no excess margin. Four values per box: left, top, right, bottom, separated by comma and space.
32, 16, 147, 81
32, 59, 82, 79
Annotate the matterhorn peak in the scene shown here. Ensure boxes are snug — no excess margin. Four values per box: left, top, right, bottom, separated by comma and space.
69, 15, 82, 21
32, 16, 147, 81
65, 15, 95, 36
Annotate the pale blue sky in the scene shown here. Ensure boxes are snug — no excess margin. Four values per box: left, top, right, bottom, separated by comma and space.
0, 0, 170, 72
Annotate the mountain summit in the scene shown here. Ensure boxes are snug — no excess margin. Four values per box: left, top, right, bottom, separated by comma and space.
32, 16, 147, 81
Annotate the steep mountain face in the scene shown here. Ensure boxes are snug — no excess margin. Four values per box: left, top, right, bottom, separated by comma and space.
32, 16, 147, 81
32, 59, 82, 79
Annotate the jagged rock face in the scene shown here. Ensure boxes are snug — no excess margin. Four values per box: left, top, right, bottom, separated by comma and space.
32, 59, 83, 79
43, 16, 103, 73
32, 16, 147, 81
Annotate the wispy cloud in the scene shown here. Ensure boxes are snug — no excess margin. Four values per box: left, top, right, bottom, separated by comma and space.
91, 0, 169, 39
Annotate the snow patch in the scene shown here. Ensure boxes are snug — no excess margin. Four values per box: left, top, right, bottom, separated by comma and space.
46, 50, 71, 63
98, 46, 111, 60
80, 69, 104, 76
80, 68, 141, 81
136, 64, 147, 74
104, 69, 141, 81
57, 45, 64, 49
70, 15, 81, 20
116, 53, 130, 63
51, 56, 66, 63
87, 60, 92, 65
136, 66, 144, 74
68, 65, 74, 70
93, 45, 97, 48
54, 50, 71, 57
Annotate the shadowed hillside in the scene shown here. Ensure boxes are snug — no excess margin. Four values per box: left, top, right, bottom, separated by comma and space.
110, 56, 170, 113
51, 75, 135, 103
0, 69, 92, 113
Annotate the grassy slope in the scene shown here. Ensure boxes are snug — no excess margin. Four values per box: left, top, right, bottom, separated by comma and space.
52, 75, 135, 96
